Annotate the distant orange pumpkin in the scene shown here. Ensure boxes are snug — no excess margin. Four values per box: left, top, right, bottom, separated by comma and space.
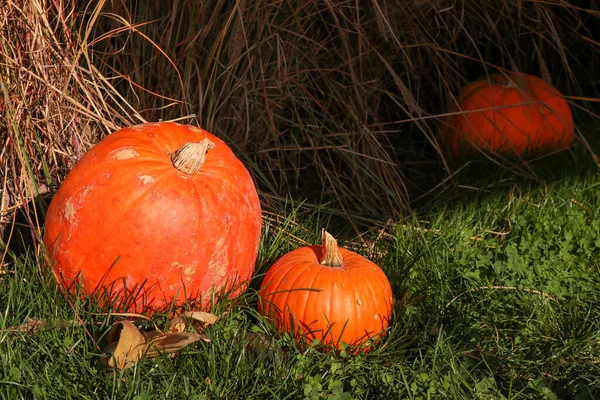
43, 122, 262, 312
439, 73, 574, 157
258, 230, 393, 352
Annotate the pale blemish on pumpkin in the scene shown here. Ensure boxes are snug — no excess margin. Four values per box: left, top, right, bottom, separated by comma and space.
80, 185, 94, 199
183, 265, 196, 283
170, 262, 196, 284
62, 185, 94, 227
208, 238, 228, 285
63, 200, 77, 224
139, 175, 154, 185
356, 299, 363, 306
132, 122, 161, 131
108, 147, 139, 160
374, 314, 379, 320
168, 262, 180, 273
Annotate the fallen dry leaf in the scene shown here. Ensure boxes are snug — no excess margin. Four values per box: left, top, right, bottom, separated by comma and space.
101, 321, 145, 369
101, 311, 219, 370
168, 311, 219, 333
144, 332, 208, 358
183, 311, 219, 326
167, 316, 187, 333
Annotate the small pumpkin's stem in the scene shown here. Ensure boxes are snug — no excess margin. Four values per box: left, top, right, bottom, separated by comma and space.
171, 139, 216, 175
320, 229, 344, 267
496, 72, 525, 91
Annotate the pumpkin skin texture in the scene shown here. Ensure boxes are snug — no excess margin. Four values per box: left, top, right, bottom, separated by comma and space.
43, 122, 262, 312
258, 231, 393, 352
439, 73, 574, 157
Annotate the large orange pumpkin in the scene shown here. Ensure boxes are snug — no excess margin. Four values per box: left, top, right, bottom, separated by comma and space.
258, 230, 393, 351
43, 122, 262, 312
439, 73, 574, 157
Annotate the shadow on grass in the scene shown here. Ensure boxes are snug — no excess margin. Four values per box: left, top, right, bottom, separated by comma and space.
414, 135, 600, 218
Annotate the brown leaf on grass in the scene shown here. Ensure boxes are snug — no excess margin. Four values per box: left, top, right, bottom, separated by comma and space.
144, 332, 208, 358
183, 311, 219, 326
101, 321, 145, 369
167, 316, 187, 333
101, 311, 218, 370
168, 311, 219, 333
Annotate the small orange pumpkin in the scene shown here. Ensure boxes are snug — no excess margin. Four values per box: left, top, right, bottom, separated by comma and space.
439, 73, 574, 157
43, 122, 262, 312
258, 230, 393, 351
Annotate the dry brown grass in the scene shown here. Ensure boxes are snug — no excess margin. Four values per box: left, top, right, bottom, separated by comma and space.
1, 0, 599, 251
0, 0, 143, 254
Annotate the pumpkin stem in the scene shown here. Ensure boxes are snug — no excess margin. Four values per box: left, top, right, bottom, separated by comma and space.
320, 229, 344, 267
171, 139, 216, 175
495, 72, 526, 91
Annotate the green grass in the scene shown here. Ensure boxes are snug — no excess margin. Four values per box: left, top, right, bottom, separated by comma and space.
2, 161, 600, 399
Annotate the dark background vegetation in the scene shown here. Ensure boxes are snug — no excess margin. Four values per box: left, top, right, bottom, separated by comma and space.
2, 0, 599, 241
